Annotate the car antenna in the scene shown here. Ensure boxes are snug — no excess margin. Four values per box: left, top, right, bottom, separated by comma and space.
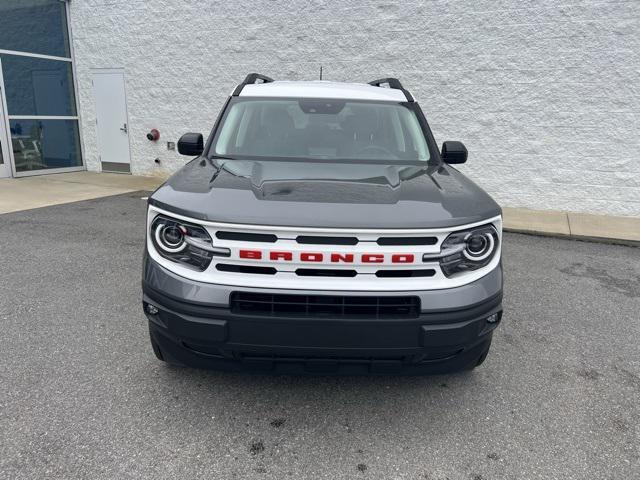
319, 65, 323, 80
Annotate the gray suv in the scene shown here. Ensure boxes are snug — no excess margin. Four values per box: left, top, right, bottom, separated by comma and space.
142, 74, 503, 374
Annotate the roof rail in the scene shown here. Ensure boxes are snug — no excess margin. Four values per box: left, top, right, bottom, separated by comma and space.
368, 78, 414, 102
232, 73, 274, 96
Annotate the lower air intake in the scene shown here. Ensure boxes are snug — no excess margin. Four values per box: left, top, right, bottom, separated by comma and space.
230, 292, 420, 319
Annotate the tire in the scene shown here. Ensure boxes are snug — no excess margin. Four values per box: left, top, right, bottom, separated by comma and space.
148, 323, 186, 367
148, 328, 165, 362
472, 340, 492, 369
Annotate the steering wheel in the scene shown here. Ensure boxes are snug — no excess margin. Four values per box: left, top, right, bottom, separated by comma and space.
355, 145, 394, 157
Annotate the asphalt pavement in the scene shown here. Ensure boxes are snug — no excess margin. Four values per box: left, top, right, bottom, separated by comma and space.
0, 192, 638, 480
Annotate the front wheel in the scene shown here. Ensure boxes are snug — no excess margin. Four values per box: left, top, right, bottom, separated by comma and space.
472, 339, 492, 369
148, 323, 186, 367
149, 328, 165, 362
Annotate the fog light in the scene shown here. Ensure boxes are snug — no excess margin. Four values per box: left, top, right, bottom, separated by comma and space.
146, 304, 159, 315
486, 313, 499, 324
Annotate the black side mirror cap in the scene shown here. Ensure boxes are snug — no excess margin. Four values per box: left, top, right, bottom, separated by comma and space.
441, 141, 467, 164
177, 132, 204, 156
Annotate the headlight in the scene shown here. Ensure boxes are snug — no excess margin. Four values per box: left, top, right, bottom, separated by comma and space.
433, 224, 499, 277
150, 216, 229, 271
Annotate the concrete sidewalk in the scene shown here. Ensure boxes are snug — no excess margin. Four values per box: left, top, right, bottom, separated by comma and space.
0, 171, 164, 214
1, 171, 638, 245
502, 207, 640, 245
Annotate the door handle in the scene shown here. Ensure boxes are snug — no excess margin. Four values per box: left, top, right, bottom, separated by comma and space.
120, 123, 128, 134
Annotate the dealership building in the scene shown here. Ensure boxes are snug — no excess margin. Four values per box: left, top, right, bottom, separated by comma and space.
0, 0, 638, 217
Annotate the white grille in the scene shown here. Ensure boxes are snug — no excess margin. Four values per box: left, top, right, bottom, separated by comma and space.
147, 205, 502, 292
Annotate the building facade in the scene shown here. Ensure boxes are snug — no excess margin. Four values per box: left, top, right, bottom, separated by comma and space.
1, 0, 638, 217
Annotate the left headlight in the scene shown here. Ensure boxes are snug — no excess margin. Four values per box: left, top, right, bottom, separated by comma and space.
150, 215, 230, 271
434, 224, 500, 277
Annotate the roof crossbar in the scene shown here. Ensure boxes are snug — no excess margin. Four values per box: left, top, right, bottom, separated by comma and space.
368, 78, 414, 102
232, 73, 274, 96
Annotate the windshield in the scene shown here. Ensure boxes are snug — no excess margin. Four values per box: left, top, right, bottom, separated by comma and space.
211, 98, 431, 162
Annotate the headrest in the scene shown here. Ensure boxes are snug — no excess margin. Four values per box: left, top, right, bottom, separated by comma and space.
263, 107, 294, 132
342, 107, 379, 139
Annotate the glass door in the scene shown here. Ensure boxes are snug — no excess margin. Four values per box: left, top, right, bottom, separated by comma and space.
0, 84, 12, 178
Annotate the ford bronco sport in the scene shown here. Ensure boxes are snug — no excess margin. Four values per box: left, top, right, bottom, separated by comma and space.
142, 74, 503, 374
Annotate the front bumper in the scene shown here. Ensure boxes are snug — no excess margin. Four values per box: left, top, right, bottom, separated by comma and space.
142, 255, 503, 374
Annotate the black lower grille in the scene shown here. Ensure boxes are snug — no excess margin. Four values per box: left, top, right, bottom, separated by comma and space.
230, 292, 420, 319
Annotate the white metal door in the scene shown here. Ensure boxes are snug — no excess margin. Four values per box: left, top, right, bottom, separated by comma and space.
0, 85, 11, 178
92, 70, 131, 173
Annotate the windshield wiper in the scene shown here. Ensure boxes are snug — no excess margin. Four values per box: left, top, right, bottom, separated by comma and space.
209, 154, 236, 160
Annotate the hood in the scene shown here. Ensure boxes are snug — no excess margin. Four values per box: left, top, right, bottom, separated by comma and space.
149, 158, 501, 229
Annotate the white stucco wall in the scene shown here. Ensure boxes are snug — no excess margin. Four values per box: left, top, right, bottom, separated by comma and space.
69, 0, 640, 216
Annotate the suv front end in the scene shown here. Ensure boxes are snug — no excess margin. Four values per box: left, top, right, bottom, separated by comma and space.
142, 75, 503, 374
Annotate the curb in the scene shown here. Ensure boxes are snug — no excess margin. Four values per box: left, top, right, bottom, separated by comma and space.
502, 207, 640, 247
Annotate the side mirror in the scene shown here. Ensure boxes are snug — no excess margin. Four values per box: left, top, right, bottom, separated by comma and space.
441, 141, 467, 164
177, 132, 204, 156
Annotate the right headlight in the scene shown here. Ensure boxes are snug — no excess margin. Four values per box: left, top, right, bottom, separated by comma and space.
150, 215, 230, 271
433, 224, 500, 277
